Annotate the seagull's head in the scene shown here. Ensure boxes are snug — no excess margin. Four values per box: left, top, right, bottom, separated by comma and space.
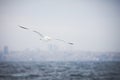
44, 36, 52, 41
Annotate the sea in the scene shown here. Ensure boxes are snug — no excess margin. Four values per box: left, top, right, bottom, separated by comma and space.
0, 61, 120, 80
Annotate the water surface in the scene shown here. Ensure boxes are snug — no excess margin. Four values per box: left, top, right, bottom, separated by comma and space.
0, 61, 120, 80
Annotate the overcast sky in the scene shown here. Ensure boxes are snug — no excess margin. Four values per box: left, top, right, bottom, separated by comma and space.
0, 0, 120, 52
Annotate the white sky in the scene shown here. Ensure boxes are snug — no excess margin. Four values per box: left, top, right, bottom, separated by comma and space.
0, 0, 120, 52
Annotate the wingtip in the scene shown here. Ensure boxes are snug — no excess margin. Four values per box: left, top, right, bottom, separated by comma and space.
68, 43, 74, 45
18, 25, 29, 30
18, 25, 23, 28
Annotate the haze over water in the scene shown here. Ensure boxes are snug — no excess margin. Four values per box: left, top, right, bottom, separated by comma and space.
0, 0, 120, 80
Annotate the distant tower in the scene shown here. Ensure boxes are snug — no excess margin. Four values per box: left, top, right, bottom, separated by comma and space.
48, 44, 58, 52
4, 46, 9, 54
48, 44, 54, 51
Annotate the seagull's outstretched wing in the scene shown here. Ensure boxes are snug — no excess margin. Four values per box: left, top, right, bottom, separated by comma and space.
18, 25, 29, 30
55, 39, 74, 45
33, 30, 44, 38
55, 39, 66, 43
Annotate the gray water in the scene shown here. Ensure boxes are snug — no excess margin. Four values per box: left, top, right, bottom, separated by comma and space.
0, 61, 120, 80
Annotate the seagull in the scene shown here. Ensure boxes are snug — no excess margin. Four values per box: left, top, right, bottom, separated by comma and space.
18, 25, 74, 45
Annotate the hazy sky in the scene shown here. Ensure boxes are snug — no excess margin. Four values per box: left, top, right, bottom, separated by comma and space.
0, 0, 120, 52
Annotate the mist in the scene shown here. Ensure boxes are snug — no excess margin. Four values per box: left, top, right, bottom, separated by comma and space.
0, 0, 120, 61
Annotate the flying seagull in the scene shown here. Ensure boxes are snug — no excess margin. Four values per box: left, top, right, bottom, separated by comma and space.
18, 25, 74, 45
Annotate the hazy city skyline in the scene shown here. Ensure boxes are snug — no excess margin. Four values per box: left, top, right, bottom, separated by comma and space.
0, 46, 120, 61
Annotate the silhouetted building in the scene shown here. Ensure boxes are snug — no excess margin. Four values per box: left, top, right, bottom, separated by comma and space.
4, 46, 9, 54
48, 44, 58, 52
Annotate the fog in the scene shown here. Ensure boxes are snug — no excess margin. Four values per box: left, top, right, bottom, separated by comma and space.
0, 0, 120, 61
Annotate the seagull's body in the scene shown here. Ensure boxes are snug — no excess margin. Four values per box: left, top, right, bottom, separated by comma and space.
18, 25, 74, 45
33, 30, 52, 41
44, 36, 52, 41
